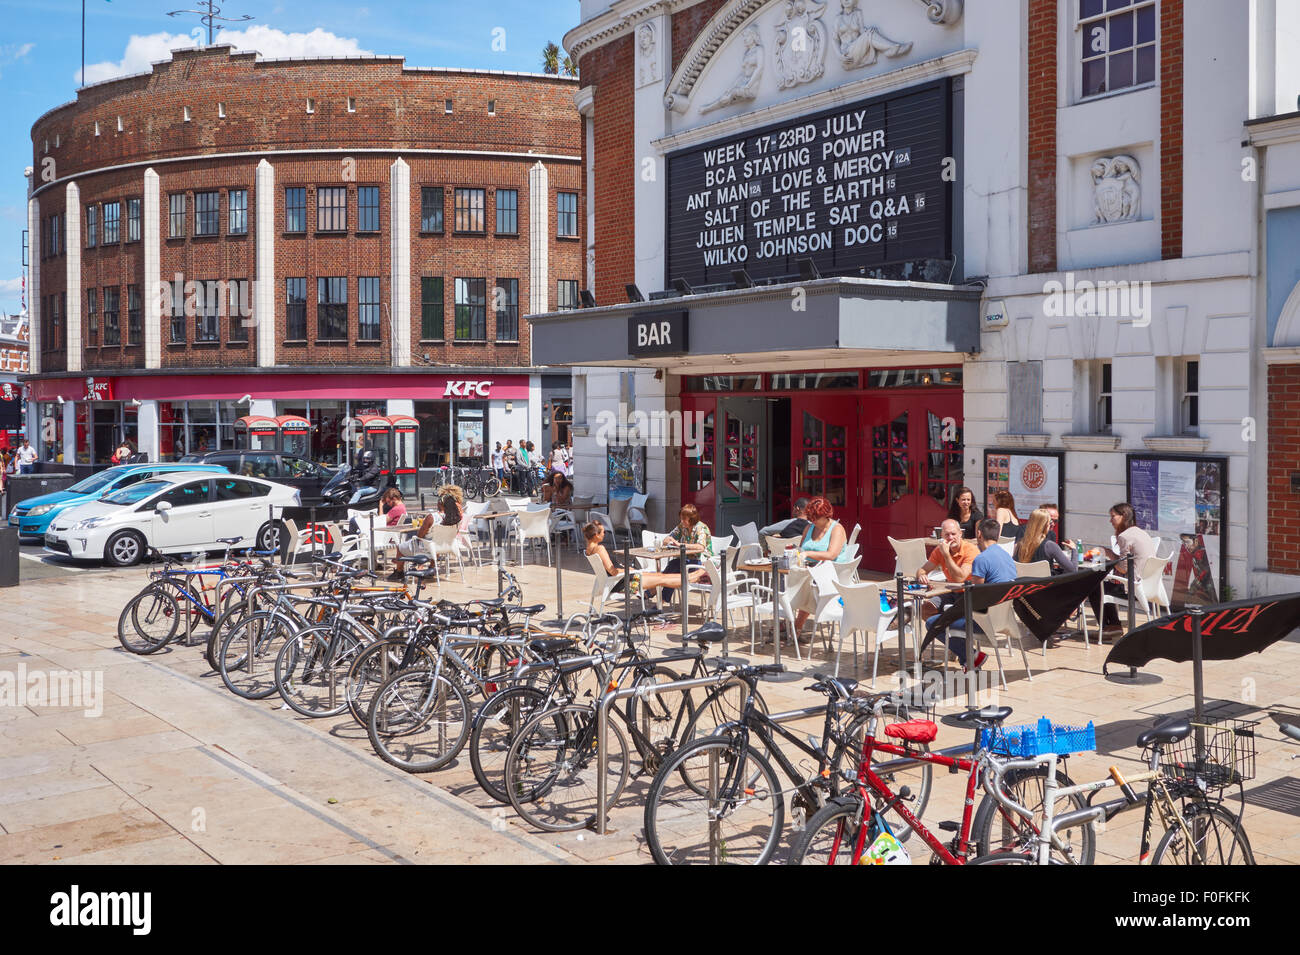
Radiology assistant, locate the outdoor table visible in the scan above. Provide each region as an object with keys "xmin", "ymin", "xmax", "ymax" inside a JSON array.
[
  {"xmin": 737, "ymin": 560, "xmax": 802, "ymax": 668},
  {"xmin": 479, "ymin": 508, "xmax": 521, "ymax": 562},
  {"xmin": 630, "ymin": 544, "xmax": 702, "ymax": 637}
]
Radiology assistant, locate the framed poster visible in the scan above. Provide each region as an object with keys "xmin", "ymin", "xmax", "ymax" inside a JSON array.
[
  {"xmin": 607, "ymin": 444, "xmax": 647, "ymax": 497},
  {"xmin": 984, "ymin": 449, "xmax": 1066, "ymax": 536},
  {"xmin": 1126, "ymin": 454, "xmax": 1228, "ymax": 610}
]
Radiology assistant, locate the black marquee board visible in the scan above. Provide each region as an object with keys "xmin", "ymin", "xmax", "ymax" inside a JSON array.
[{"xmin": 666, "ymin": 79, "xmax": 952, "ymax": 288}]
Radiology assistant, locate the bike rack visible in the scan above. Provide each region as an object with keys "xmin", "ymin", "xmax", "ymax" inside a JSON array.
[{"xmin": 594, "ymin": 670, "xmax": 742, "ymax": 836}]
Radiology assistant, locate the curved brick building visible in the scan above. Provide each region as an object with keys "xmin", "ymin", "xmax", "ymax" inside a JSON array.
[{"xmin": 24, "ymin": 45, "xmax": 583, "ymax": 471}]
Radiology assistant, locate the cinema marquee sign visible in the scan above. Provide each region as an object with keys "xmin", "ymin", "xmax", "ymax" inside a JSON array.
[{"xmin": 666, "ymin": 79, "xmax": 952, "ymax": 287}]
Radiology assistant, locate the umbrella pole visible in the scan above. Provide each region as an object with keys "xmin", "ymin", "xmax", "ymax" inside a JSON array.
[
  {"xmin": 1189, "ymin": 605, "xmax": 1206, "ymax": 763},
  {"xmin": 963, "ymin": 580, "xmax": 976, "ymax": 709},
  {"xmin": 1126, "ymin": 558, "xmax": 1138, "ymax": 679}
]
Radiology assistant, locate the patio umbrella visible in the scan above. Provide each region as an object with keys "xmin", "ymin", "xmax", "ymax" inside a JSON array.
[{"xmin": 925, "ymin": 566, "xmax": 1109, "ymax": 644}]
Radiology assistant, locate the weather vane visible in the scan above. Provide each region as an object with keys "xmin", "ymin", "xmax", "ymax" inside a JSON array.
[{"xmin": 167, "ymin": 0, "xmax": 253, "ymax": 46}]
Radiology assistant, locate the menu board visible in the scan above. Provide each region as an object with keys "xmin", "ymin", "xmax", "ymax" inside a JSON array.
[
  {"xmin": 666, "ymin": 80, "xmax": 952, "ymax": 287},
  {"xmin": 985, "ymin": 450, "xmax": 1064, "ymax": 524},
  {"xmin": 1127, "ymin": 455, "xmax": 1227, "ymax": 610},
  {"xmin": 607, "ymin": 444, "xmax": 647, "ymax": 497}
]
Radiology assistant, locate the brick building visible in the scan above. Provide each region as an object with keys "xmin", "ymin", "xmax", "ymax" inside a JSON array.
[
  {"xmin": 24, "ymin": 45, "xmax": 583, "ymax": 474},
  {"xmin": 526, "ymin": 0, "xmax": 1300, "ymax": 599},
  {"xmin": 0, "ymin": 314, "xmax": 29, "ymax": 438}
]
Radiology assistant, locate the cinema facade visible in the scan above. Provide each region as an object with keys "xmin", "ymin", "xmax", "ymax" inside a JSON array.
[{"xmin": 530, "ymin": 0, "xmax": 1300, "ymax": 598}]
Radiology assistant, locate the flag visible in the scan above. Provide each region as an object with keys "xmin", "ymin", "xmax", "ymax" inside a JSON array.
[
  {"xmin": 1103, "ymin": 593, "xmax": 1300, "ymax": 673},
  {"xmin": 925, "ymin": 565, "xmax": 1110, "ymax": 645}
]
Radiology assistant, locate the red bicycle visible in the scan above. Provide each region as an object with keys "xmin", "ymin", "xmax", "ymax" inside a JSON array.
[{"xmin": 789, "ymin": 698, "xmax": 1095, "ymax": 865}]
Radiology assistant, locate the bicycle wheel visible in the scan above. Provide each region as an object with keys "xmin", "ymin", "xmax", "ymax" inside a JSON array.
[
  {"xmin": 346, "ymin": 637, "xmax": 437, "ymax": 726},
  {"xmin": 367, "ymin": 670, "xmax": 471, "ymax": 773},
  {"xmin": 218, "ymin": 612, "xmax": 299, "ymax": 700},
  {"xmin": 831, "ymin": 713, "xmax": 932, "ymax": 842},
  {"xmin": 505, "ymin": 704, "xmax": 629, "ymax": 832},
  {"xmin": 972, "ymin": 765, "xmax": 1096, "ymax": 864},
  {"xmin": 966, "ymin": 851, "xmax": 1052, "ymax": 865},
  {"xmin": 206, "ymin": 598, "xmax": 250, "ymax": 671},
  {"xmin": 117, "ymin": 583, "xmax": 181, "ymax": 654},
  {"xmin": 788, "ymin": 797, "xmax": 869, "ymax": 865},
  {"xmin": 469, "ymin": 685, "xmax": 549, "ymax": 803},
  {"xmin": 678, "ymin": 679, "xmax": 768, "ymax": 742},
  {"xmin": 276, "ymin": 627, "xmax": 366, "ymax": 718},
  {"xmin": 481, "ymin": 476, "xmax": 501, "ymax": 498},
  {"xmin": 643, "ymin": 736, "xmax": 784, "ymax": 865},
  {"xmin": 1152, "ymin": 803, "xmax": 1255, "ymax": 865},
  {"xmin": 624, "ymin": 666, "xmax": 698, "ymax": 772}
]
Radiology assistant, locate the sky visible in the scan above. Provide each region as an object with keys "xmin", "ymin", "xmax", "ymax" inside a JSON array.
[{"xmin": 0, "ymin": 0, "xmax": 583, "ymax": 317}]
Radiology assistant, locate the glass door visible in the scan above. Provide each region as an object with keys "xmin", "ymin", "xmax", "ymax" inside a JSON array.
[
  {"xmin": 792, "ymin": 395, "xmax": 858, "ymax": 540},
  {"xmin": 715, "ymin": 397, "xmax": 767, "ymax": 538}
]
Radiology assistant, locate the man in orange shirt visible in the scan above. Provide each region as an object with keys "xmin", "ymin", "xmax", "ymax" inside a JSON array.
[{"xmin": 915, "ymin": 518, "xmax": 979, "ymax": 613}]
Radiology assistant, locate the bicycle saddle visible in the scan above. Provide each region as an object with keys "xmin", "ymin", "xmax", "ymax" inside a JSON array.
[
  {"xmin": 476, "ymin": 597, "xmax": 505, "ymax": 607},
  {"xmin": 884, "ymin": 719, "xmax": 938, "ymax": 744},
  {"xmin": 809, "ymin": 672, "xmax": 858, "ymax": 698},
  {"xmin": 217, "ymin": 537, "xmax": 243, "ymax": 545},
  {"xmin": 406, "ymin": 569, "xmax": 438, "ymax": 580},
  {"xmin": 528, "ymin": 637, "xmax": 574, "ymax": 657},
  {"xmin": 689, "ymin": 622, "xmax": 726, "ymax": 644},
  {"xmin": 953, "ymin": 705, "xmax": 1013, "ymax": 726},
  {"xmin": 513, "ymin": 604, "xmax": 546, "ymax": 615},
  {"xmin": 1135, "ymin": 718, "xmax": 1191, "ymax": 748}
]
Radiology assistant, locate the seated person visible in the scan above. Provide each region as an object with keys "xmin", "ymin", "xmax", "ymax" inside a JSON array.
[
  {"xmin": 925, "ymin": 518, "xmax": 1018, "ymax": 670},
  {"xmin": 759, "ymin": 497, "xmax": 810, "ymax": 542},
  {"xmin": 1088, "ymin": 502, "xmax": 1155, "ymax": 636},
  {"xmin": 392, "ymin": 494, "xmax": 459, "ymax": 579},
  {"xmin": 584, "ymin": 522, "xmax": 692, "ymax": 600},
  {"xmin": 379, "ymin": 487, "xmax": 407, "ymax": 527},
  {"xmin": 1015, "ymin": 508, "xmax": 1076, "ymax": 574},
  {"xmin": 915, "ymin": 518, "xmax": 980, "ymax": 615},
  {"xmin": 647, "ymin": 505, "xmax": 711, "ymax": 619},
  {"xmin": 541, "ymin": 472, "xmax": 574, "ymax": 506}
]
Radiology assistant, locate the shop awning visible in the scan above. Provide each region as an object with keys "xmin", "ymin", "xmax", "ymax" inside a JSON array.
[{"xmin": 528, "ymin": 276, "xmax": 982, "ymax": 373}]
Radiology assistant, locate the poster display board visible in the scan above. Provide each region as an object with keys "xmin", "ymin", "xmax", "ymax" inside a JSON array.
[
  {"xmin": 607, "ymin": 444, "xmax": 647, "ymax": 497},
  {"xmin": 1127, "ymin": 455, "xmax": 1227, "ymax": 610},
  {"xmin": 984, "ymin": 450, "xmax": 1065, "ymax": 534}
]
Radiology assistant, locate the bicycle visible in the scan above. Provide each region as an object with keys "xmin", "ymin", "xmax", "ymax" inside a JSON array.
[{"xmin": 972, "ymin": 715, "xmax": 1257, "ymax": 866}]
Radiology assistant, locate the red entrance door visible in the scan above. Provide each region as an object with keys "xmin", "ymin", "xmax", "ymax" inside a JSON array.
[
  {"xmin": 793, "ymin": 396, "xmax": 859, "ymax": 534},
  {"xmin": 859, "ymin": 392, "xmax": 964, "ymax": 573}
]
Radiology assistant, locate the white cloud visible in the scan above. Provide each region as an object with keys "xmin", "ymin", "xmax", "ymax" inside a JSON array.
[
  {"xmin": 79, "ymin": 27, "xmax": 371, "ymax": 84},
  {"xmin": 0, "ymin": 277, "xmax": 24, "ymax": 296}
]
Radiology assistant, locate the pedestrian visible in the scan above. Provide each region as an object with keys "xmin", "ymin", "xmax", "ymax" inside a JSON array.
[
  {"xmin": 15, "ymin": 438, "xmax": 38, "ymax": 475},
  {"xmin": 491, "ymin": 441, "xmax": 506, "ymax": 483}
]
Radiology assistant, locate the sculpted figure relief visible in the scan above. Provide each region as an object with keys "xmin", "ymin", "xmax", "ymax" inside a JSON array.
[
  {"xmin": 701, "ymin": 24, "xmax": 764, "ymax": 113},
  {"xmin": 636, "ymin": 22, "xmax": 660, "ymax": 87},
  {"xmin": 1091, "ymin": 155, "xmax": 1141, "ymax": 224},
  {"xmin": 833, "ymin": 0, "xmax": 912, "ymax": 69},
  {"xmin": 774, "ymin": 0, "xmax": 828, "ymax": 90}
]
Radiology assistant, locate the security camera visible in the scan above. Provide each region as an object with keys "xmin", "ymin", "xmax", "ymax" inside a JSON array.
[
  {"xmin": 130, "ymin": 398, "xmax": 142, "ymax": 407},
  {"xmin": 56, "ymin": 395, "xmax": 64, "ymax": 405},
  {"xmin": 239, "ymin": 394, "xmax": 252, "ymax": 404}
]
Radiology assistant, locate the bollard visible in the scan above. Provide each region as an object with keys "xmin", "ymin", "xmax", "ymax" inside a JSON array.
[
  {"xmin": 770, "ymin": 555, "xmax": 782, "ymax": 667},
  {"xmin": 963, "ymin": 579, "xmax": 976, "ymax": 708},
  {"xmin": 368, "ymin": 513, "xmax": 376, "ymax": 574},
  {"xmin": 896, "ymin": 572, "xmax": 911, "ymax": 687},
  {"xmin": 720, "ymin": 546, "xmax": 729, "ymax": 660},
  {"xmin": 679, "ymin": 543, "xmax": 688, "ymax": 643},
  {"xmin": 1126, "ymin": 556, "xmax": 1137, "ymax": 679},
  {"xmin": 1189, "ymin": 605, "xmax": 1206, "ymax": 762}
]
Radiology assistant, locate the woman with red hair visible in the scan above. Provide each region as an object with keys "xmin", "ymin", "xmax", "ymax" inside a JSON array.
[{"xmin": 792, "ymin": 496, "xmax": 851, "ymax": 636}]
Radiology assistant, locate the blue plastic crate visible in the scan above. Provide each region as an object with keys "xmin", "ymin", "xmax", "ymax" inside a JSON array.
[{"xmin": 980, "ymin": 717, "xmax": 1096, "ymax": 757}]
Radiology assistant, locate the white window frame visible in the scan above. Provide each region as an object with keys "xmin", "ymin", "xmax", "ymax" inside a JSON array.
[
  {"xmin": 1179, "ymin": 357, "xmax": 1199, "ymax": 435},
  {"xmin": 1074, "ymin": 0, "xmax": 1158, "ymax": 103}
]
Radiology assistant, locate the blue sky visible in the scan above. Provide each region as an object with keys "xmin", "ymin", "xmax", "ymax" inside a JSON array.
[{"xmin": 0, "ymin": 0, "xmax": 582, "ymax": 317}]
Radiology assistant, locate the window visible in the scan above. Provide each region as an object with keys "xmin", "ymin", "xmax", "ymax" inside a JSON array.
[
  {"xmin": 286, "ymin": 278, "xmax": 307, "ymax": 340},
  {"xmin": 183, "ymin": 106, "xmax": 192, "ymax": 122},
  {"xmin": 116, "ymin": 116, "xmax": 123, "ymax": 132},
  {"xmin": 228, "ymin": 280, "xmax": 250, "ymax": 343},
  {"xmin": 454, "ymin": 188, "xmax": 485, "ymax": 233},
  {"xmin": 216, "ymin": 477, "xmax": 269, "ymax": 500},
  {"xmin": 103, "ymin": 287, "xmax": 120, "ymax": 346},
  {"xmin": 1007, "ymin": 361, "xmax": 1043, "ymax": 433},
  {"xmin": 228, "ymin": 190, "xmax": 247, "ymax": 235},
  {"xmin": 126, "ymin": 198, "xmax": 141, "ymax": 242},
  {"xmin": 454, "ymin": 277, "xmax": 486, "ymax": 340},
  {"xmin": 155, "ymin": 481, "xmax": 211, "ymax": 511},
  {"xmin": 305, "ymin": 98, "xmax": 315, "ymax": 114},
  {"xmin": 347, "ymin": 97, "xmax": 356, "ymax": 112},
  {"xmin": 495, "ymin": 189, "xmax": 518, "ymax": 234},
  {"xmin": 1092, "ymin": 360, "xmax": 1113, "ymax": 433},
  {"xmin": 169, "ymin": 194, "xmax": 186, "ymax": 238},
  {"xmin": 85, "ymin": 204, "xmax": 98, "ymax": 247},
  {"xmin": 170, "ymin": 280, "xmax": 186, "ymax": 343},
  {"xmin": 196, "ymin": 280, "xmax": 220, "ymax": 342},
  {"xmin": 195, "ymin": 191, "xmax": 219, "ymax": 236},
  {"xmin": 1079, "ymin": 0, "xmax": 1156, "ymax": 98},
  {"xmin": 420, "ymin": 187, "xmax": 444, "ymax": 233},
  {"xmin": 102, "ymin": 201, "xmax": 120, "ymax": 243},
  {"xmin": 358, "ymin": 277, "xmax": 381, "ymax": 341},
  {"xmin": 53, "ymin": 294, "xmax": 63, "ymax": 350},
  {"xmin": 488, "ymin": 100, "xmax": 496, "ymax": 115},
  {"xmin": 444, "ymin": 99, "xmax": 453, "ymax": 114},
  {"xmin": 317, "ymin": 186, "xmax": 347, "ymax": 232},
  {"xmin": 1180, "ymin": 359, "xmax": 1199, "ymax": 434},
  {"xmin": 86, "ymin": 288, "xmax": 98, "ymax": 346},
  {"xmin": 495, "ymin": 278, "xmax": 518, "ymax": 341},
  {"xmin": 557, "ymin": 279, "xmax": 579, "ymax": 311},
  {"xmin": 94, "ymin": 121, "xmax": 100, "ymax": 136},
  {"xmin": 557, "ymin": 191, "xmax": 578, "ymax": 237},
  {"xmin": 45, "ymin": 214, "xmax": 62, "ymax": 257},
  {"xmin": 218, "ymin": 102, "xmax": 226, "ymax": 118},
  {"xmin": 127, "ymin": 285, "xmax": 142, "ymax": 344},
  {"xmin": 420, "ymin": 276, "xmax": 443, "ymax": 340},
  {"xmin": 317, "ymin": 277, "xmax": 348, "ymax": 341},
  {"xmin": 357, "ymin": 186, "xmax": 380, "ymax": 232},
  {"xmin": 285, "ymin": 187, "xmax": 306, "ymax": 233}
]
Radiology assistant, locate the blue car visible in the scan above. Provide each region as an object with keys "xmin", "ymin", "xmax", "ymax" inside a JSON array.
[{"xmin": 8, "ymin": 463, "xmax": 228, "ymax": 539}]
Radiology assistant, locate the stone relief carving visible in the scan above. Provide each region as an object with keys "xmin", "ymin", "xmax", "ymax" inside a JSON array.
[
  {"xmin": 636, "ymin": 21, "xmax": 660, "ymax": 88},
  {"xmin": 773, "ymin": 0, "xmax": 828, "ymax": 90},
  {"xmin": 1090, "ymin": 155, "xmax": 1141, "ymax": 224},
  {"xmin": 700, "ymin": 24, "xmax": 764, "ymax": 113},
  {"xmin": 832, "ymin": 0, "xmax": 912, "ymax": 70},
  {"xmin": 913, "ymin": 0, "xmax": 963, "ymax": 24}
]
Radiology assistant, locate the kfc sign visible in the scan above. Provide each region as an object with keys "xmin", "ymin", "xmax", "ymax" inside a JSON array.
[
  {"xmin": 443, "ymin": 380, "xmax": 492, "ymax": 398},
  {"xmin": 85, "ymin": 377, "xmax": 113, "ymax": 401},
  {"xmin": 0, "ymin": 383, "xmax": 16, "ymax": 401}
]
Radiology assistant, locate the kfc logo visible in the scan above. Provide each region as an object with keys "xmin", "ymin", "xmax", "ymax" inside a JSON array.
[
  {"xmin": 443, "ymin": 380, "xmax": 492, "ymax": 397},
  {"xmin": 1021, "ymin": 461, "xmax": 1046, "ymax": 491},
  {"xmin": 0, "ymin": 383, "xmax": 14, "ymax": 401},
  {"xmin": 85, "ymin": 377, "xmax": 113, "ymax": 401}
]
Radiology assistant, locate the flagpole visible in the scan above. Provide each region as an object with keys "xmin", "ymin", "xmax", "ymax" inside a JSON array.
[{"xmin": 81, "ymin": 0, "xmax": 85, "ymax": 88}]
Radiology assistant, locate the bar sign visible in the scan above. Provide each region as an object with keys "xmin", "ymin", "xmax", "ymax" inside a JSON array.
[{"xmin": 628, "ymin": 310, "xmax": 688, "ymax": 357}]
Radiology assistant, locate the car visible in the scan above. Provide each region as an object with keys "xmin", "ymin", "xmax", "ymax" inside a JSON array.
[
  {"xmin": 43, "ymin": 471, "xmax": 301, "ymax": 566},
  {"xmin": 7, "ymin": 463, "xmax": 229, "ymax": 539},
  {"xmin": 178, "ymin": 451, "xmax": 334, "ymax": 504}
]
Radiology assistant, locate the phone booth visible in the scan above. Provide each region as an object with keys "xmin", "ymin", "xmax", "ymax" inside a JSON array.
[
  {"xmin": 388, "ymin": 414, "xmax": 420, "ymax": 497},
  {"xmin": 349, "ymin": 414, "xmax": 393, "ymax": 486},
  {"xmin": 234, "ymin": 415, "xmax": 280, "ymax": 451},
  {"xmin": 276, "ymin": 415, "xmax": 312, "ymax": 458}
]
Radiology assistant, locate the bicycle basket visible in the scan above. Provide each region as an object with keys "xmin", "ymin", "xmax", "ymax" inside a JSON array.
[
  {"xmin": 1151, "ymin": 717, "xmax": 1257, "ymax": 790},
  {"xmin": 980, "ymin": 717, "xmax": 1096, "ymax": 758}
]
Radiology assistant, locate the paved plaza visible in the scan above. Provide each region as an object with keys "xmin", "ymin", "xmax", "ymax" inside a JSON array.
[{"xmin": 1, "ymin": 548, "xmax": 1296, "ymax": 865}]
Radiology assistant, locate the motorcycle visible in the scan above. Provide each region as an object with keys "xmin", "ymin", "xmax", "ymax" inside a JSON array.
[{"xmin": 320, "ymin": 463, "xmax": 382, "ymax": 509}]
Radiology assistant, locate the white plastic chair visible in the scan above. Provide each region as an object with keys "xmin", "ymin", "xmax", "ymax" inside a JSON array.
[
  {"xmin": 764, "ymin": 534, "xmax": 792, "ymax": 558},
  {"xmin": 888, "ymin": 536, "xmax": 930, "ymax": 580},
  {"xmin": 550, "ymin": 507, "xmax": 580, "ymax": 551},
  {"xmin": 626, "ymin": 493, "xmax": 649, "ymax": 538},
  {"xmin": 426, "ymin": 522, "xmax": 465, "ymax": 583},
  {"xmin": 1014, "ymin": 560, "xmax": 1051, "ymax": 578},
  {"xmin": 832, "ymin": 556, "xmax": 861, "ymax": 585},
  {"xmin": 948, "ymin": 599, "xmax": 1034, "ymax": 689},
  {"xmin": 832, "ymin": 580, "xmax": 899, "ymax": 683},
  {"xmin": 607, "ymin": 495, "xmax": 631, "ymax": 537},
  {"xmin": 515, "ymin": 506, "xmax": 553, "ymax": 566},
  {"xmin": 847, "ymin": 523, "xmax": 861, "ymax": 550},
  {"xmin": 584, "ymin": 551, "xmax": 644, "ymax": 616},
  {"xmin": 733, "ymin": 522, "xmax": 760, "ymax": 547}
]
